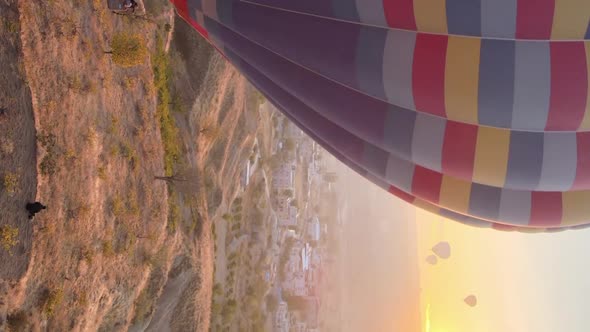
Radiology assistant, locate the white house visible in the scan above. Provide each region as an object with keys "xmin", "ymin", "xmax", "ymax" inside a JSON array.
[
  {"xmin": 274, "ymin": 301, "xmax": 290, "ymax": 332},
  {"xmin": 307, "ymin": 217, "xmax": 321, "ymax": 242},
  {"xmin": 279, "ymin": 205, "xmax": 298, "ymax": 227},
  {"xmin": 273, "ymin": 163, "xmax": 295, "ymax": 190},
  {"xmin": 283, "ymin": 271, "xmax": 308, "ymax": 296}
]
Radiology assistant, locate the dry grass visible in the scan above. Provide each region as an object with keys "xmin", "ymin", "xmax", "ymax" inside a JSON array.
[
  {"xmin": 0, "ymin": 0, "xmax": 172, "ymax": 330},
  {"xmin": 2, "ymin": 172, "xmax": 18, "ymax": 195},
  {"xmin": 0, "ymin": 1, "xmax": 262, "ymax": 331},
  {"xmin": 0, "ymin": 225, "xmax": 19, "ymax": 252},
  {"xmin": 153, "ymin": 36, "xmax": 180, "ymax": 176},
  {"xmin": 109, "ymin": 33, "xmax": 148, "ymax": 68},
  {"xmin": 42, "ymin": 287, "xmax": 64, "ymax": 317}
]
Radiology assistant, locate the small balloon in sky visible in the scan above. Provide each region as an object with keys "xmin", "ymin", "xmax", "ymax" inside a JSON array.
[
  {"xmin": 464, "ymin": 295, "xmax": 477, "ymax": 307},
  {"xmin": 425, "ymin": 255, "xmax": 438, "ymax": 265},
  {"xmin": 431, "ymin": 241, "xmax": 451, "ymax": 259}
]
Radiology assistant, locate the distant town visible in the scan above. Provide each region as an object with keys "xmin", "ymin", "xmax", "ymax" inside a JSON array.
[
  {"xmin": 210, "ymin": 104, "xmax": 341, "ymax": 332},
  {"xmin": 267, "ymin": 125, "xmax": 326, "ymax": 332}
]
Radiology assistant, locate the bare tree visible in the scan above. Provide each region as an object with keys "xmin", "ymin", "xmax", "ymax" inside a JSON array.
[
  {"xmin": 154, "ymin": 166, "xmax": 200, "ymax": 195},
  {"xmin": 199, "ymin": 118, "xmax": 221, "ymax": 141}
]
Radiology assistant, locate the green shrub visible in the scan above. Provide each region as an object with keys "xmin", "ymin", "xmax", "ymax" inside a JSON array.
[
  {"xmin": 0, "ymin": 225, "xmax": 18, "ymax": 252},
  {"xmin": 2, "ymin": 172, "xmax": 18, "ymax": 195},
  {"xmin": 102, "ymin": 240, "xmax": 114, "ymax": 257},
  {"xmin": 111, "ymin": 195, "xmax": 125, "ymax": 217},
  {"xmin": 152, "ymin": 37, "xmax": 180, "ymax": 175},
  {"xmin": 168, "ymin": 199, "xmax": 180, "ymax": 233},
  {"xmin": 43, "ymin": 288, "xmax": 64, "ymax": 317},
  {"xmin": 213, "ymin": 283, "xmax": 223, "ymax": 296},
  {"xmin": 109, "ymin": 33, "xmax": 148, "ymax": 67},
  {"xmin": 97, "ymin": 166, "xmax": 107, "ymax": 180},
  {"xmin": 40, "ymin": 154, "xmax": 58, "ymax": 176}
]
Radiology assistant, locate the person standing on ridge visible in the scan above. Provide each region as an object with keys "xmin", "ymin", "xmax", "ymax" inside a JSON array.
[{"xmin": 25, "ymin": 202, "xmax": 46, "ymax": 220}]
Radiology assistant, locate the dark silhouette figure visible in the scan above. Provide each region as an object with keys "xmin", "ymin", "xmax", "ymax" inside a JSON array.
[{"xmin": 26, "ymin": 202, "xmax": 46, "ymax": 219}]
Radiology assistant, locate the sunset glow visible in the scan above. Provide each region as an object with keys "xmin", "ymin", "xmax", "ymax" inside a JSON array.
[{"xmin": 424, "ymin": 304, "xmax": 431, "ymax": 332}]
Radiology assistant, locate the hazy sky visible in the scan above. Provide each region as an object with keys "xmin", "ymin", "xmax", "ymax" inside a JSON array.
[
  {"xmin": 328, "ymin": 154, "xmax": 590, "ymax": 332},
  {"xmin": 417, "ymin": 209, "xmax": 590, "ymax": 332},
  {"xmin": 328, "ymin": 156, "xmax": 421, "ymax": 332}
]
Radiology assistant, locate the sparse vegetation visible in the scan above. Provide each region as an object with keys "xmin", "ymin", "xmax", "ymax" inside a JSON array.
[
  {"xmin": 97, "ymin": 165, "xmax": 107, "ymax": 180},
  {"xmin": 3, "ymin": 18, "xmax": 19, "ymax": 34},
  {"xmin": 168, "ymin": 197, "xmax": 180, "ymax": 233},
  {"xmin": 111, "ymin": 195, "xmax": 125, "ymax": 217},
  {"xmin": 213, "ymin": 283, "xmax": 223, "ymax": 297},
  {"xmin": 38, "ymin": 132, "xmax": 59, "ymax": 176},
  {"xmin": 107, "ymin": 33, "xmax": 148, "ymax": 68},
  {"xmin": 40, "ymin": 153, "xmax": 58, "ymax": 176},
  {"xmin": 199, "ymin": 121, "xmax": 221, "ymax": 141},
  {"xmin": 0, "ymin": 3, "xmax": 268, "ymax": 329},
  {"xmin": 283, "ymin": 138, "xmax": 295, "ymax": 151},
  {"xmin": 0, "ymin": 137, "xmax": 14, "ymax": 155},
  {"xmin": 0, "ymin": 225, "xmax": 18, "ymax": 252},
  {"xmin": 120, "ymin": 141, "xmax": 138, "ymax": 171},
  {"xmin": 102, "ymin": 240, "xmax": 114, "ymax": 257},
  {"xmin": 81, "ymin": 247, "xmax": 94, "ymax": 264},
  {"xmin": 123, "ymin": 76, "xmax": 138, "ymax": 89},
  {"xmin": 153, "ymin": 36, "xmax": 180, "ymax": 175},
  {"xmin": 42, "ymin": 287, "xmax": 64, "ymax": 317},
  {"xmin": 76, "ymin": 291, "xmax": 89, "ymax": 307},
  {"xmin": 3, "ymin": 171, "xmax": 18, "ymax": 195},
  {"xmin": 7, "ymin": 310, "xmax": 27, "ymax": 331},
  {"xmin": 154, "ymin": 166, "xmax": 200, "ymax": 195}
]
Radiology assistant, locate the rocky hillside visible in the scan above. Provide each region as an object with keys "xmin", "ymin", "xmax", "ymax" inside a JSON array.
[{"xmin": 0, "ymin": 1, "xmax": 264, "ymax": 331}]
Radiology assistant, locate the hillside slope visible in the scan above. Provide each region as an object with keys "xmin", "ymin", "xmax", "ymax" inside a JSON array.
[{"xmin": 0, "ymin": 1, "xmax": 263, "ymax": 331}]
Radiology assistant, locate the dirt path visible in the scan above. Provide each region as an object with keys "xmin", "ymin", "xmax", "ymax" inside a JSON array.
[
  {"xmin": 214, "ymin": 213, "xmax": 228, "ymax": 283},
  {"xmin": 145, "ymin": 268, "xmax": 192, "ymax": 332},
  {"xmin": 0, "ymin": 0, "xmax": 36, "ymax": 281}
]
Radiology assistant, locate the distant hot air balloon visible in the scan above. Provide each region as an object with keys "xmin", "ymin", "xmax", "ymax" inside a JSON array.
[
  {"xmin": 425, "ymin": 255, "xmax": 438, "ymax": 265},
  {"xmin": 171, "ymin": 0, "xmax": 590, "ymax": 232},
  {"xmin": 464, "ymin": 295, "xmax": 477, "ymax": 307},
  {"xmin": 431, "ymin": 242, "xmax": 451, "ymax": 259}
]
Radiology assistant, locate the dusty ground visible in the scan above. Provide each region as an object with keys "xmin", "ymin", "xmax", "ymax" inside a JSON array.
[
  {"xmin": 167, "ymin": 16, "xmax": 266, "ymax": 332},
  {"xmin": 208, "ymin": 99, "xmax": 277, "ymax": 331},
  {"xmin": 0, "ymin": 0, "xmax": 171, "ymax": 330},
  {"xmin": 0, "ymin": 0, "xmax": 37, "ymax": 284},
  {"xmin": 0, "ymin": 0, "xmax": 263, "ymax": 331}
]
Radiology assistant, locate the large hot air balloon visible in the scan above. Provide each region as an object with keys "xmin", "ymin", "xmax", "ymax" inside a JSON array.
[
  {"xmin": 170, "ymin": 0, "xmax": 590, "ymax": 232},
  {"xmin": 464, "ymin": 295, "xmax": 477, "ymax": 307},
  {"xmin": 431, "ymin": 242, "xmax": 451, "ymax": 259}
]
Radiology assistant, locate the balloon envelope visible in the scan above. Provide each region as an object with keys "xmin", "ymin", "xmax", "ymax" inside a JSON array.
[
  {"xmin": 425, "ymin": 255, "xmax": 438, "ymax": 265},
  {"xmin": 432, "ymin": 242, "xmax": 451, "ymax": 259},
  {"xmin": 171, "ymin": 0, "xmax": 590, "ymax": 232},
  {"xmin": 464, "ymin": 295, "xmax": 477, "ymax": 307}
]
